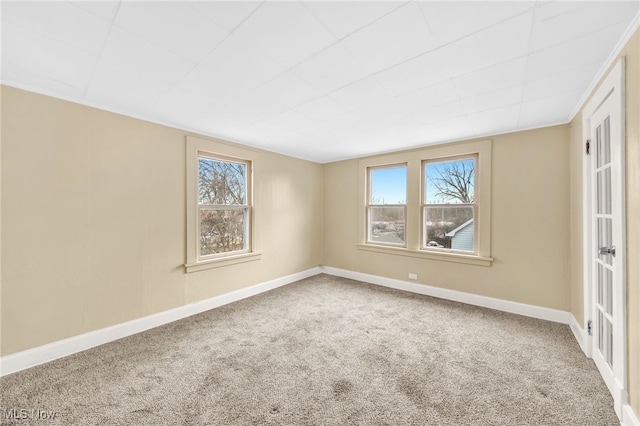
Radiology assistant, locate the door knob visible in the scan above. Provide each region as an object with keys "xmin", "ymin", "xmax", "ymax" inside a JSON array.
[{"xmin": 599, "ymin": 245, "xmax": 616, "ymax": 256}]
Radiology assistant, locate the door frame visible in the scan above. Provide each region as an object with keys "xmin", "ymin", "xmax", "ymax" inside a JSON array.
[{"xmin": 581, "ymin": 57, "xmax": 627, "ymax": 418}]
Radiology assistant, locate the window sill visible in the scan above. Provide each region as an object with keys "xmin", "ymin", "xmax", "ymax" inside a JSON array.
[
  {"xmin": 356, "ymin": 244, "xmax": 492, "ymax": 267},
  {"xmin": 184, "ymin": 252, "xmax": 262, "ymax": 273}
]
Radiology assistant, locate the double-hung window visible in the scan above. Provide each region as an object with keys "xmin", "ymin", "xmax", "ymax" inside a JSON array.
[
  {"xmin": 422, "ymin": 156, "xmax": 477, "ymax": 253},
  {"xmin": 197, "ymin": 153, "xmax": 251, "ymax": 259},
  {"xmin": 358, "ymin": 139, "xmax": 491, "ymax": 266},
  {"xmin": 367, "ymin": 164, "xmax": 407, "ymax": 246},
  {"xmin": 185, "ymin": 136, "xmax": 260, "ymax": 273}
]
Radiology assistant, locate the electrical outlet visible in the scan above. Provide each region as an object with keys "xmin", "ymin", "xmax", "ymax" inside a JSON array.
[{"xmin": 408, "ymin": 273, "xmax": 418, "ymax": 280}]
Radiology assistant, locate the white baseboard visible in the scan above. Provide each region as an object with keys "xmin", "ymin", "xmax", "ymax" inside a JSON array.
[
  {"xmin": 568, "ymin": 313, "xmax": 587, "ymax": 354},
  {"xmin": 0, "ymin": 267, "xmax": 322, "ymax": 377},
  {"xmin": 623, "ymin": 403, "xmax": 640, "ymax": 426},
  {"xmin": 320, "ymin": 266, "xmax": 573, "ymax": 325}
]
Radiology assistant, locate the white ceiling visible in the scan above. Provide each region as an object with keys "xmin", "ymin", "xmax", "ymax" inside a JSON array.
[{"xmin": 2, "ymin": 1, "xmax": 639, "ymax": 163}]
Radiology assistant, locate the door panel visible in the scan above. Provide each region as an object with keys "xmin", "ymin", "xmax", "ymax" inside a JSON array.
[
  {"xmin": 582, "ymin": 58, "xmax": 625, "ymax": 419},
  {"xmin": 592, "ymin": 115, "xmax": 615, "ymax": 372}
]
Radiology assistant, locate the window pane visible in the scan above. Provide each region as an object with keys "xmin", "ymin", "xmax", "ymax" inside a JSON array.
[
  {"xmin": 199, "ymin": 157, "xmax": 246, "ymax": 205},
  {"xmin": 369, "ymin": 206, "xmax": 405, "ymax": 245},
  {"xmin": 425, "ymin": 158, "xmax": 475, "ymax": 204},
  {"xmin": 370, "ymin": 166, "xmax": 406, "ymax": 204},
  {"xmin": 424, "ymin": 206, "xmax": 474, "ymax": 251},
  {"xmin": 596, "ymin": 167, "xmax": 612, "ymax": 214},
  {"xmin": 597, "ymin": 217, "xmax": 613, "ymax": 266},
  {"xmin": 200, "ymin": 209, "xmax": 247, "ymax": 255}
]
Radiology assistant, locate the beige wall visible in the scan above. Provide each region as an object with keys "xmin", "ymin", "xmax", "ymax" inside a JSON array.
[
  {"xmin": 0, "ymin": 86, "xmax": 323, "ymax": 356},
  {"xmin": 569, "ymin": 28, "xmax": 640, "ymax": 419},
  {"xmin": 324, "ymin": 125, "xmax": 571, "ymax": 311}
]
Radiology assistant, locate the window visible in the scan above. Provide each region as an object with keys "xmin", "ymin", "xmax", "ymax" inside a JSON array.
[
  {"xmin": 198, "ymin": 153, "xmax": 251, "ymax": 258},
  {"xmin": 357, "ymin": 139, "xmax": 492, "ymax": 266},
  {"xmin": 423, "ymin": 156, "xmax": 476, "ymax": 253},
  {"xmin": 367, "ymin": 164, "xmax": 407, "ymax": 246},
  {"xmin": 185, "ymin": 136, "xmax": 260, "ymax": 273}
]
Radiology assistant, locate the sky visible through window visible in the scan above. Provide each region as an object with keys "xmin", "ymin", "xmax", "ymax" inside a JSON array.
[
  {"xmin": 370, "ymin": 159, "xmax": 474, "ymax": 205},
  {"xmin": 370, "ymin": 166, "xmax": 406, "ymax": 204}
]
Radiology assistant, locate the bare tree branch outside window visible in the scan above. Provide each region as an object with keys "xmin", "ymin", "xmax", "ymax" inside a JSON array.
[
  {"xmin": 424, "ymin": 158, "xmax": 475, "ymax": 250},
  {"xmin": 198, "ymin": 157, "xmax": 249, "ymax": 256},
  {"xmin": 428, "ymin": 160, "xmax": 474, "ymax": 204}
]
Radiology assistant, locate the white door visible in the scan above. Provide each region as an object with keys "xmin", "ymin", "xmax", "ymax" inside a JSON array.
[{"xmin": 583, "ymin": 58, "xmax": 626, "ymax": 418}]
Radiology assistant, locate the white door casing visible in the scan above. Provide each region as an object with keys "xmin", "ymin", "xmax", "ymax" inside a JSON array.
[{"xmin": 582, "ymin": 57, "xmax": 627, "ymax": 419}]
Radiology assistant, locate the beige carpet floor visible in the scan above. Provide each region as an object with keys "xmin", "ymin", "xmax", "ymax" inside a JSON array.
[{"xmin": 0, "ymin": 274, "xmax": 618, "ymax": 425}]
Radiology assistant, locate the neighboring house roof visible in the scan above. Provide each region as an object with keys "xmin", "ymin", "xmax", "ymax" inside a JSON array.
[{"xmin": 446, "ymin": 219, "xmax": 474, "ymax": 237}]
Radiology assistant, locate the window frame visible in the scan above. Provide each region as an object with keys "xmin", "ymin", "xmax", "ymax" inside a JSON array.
[
  {"xmin": 366, "ymin": 163, "xmax": 408, "ymax": 247},
  {"xmin": 421, "ymin": 154, "xmax": 478, "ymax": 254},
  {"xmin": 357, "ymin": 139, "xmax": 492, "ymax": 267},
  {"xmin": 197, "ymin": 152, "xmax": 252, "ymax": 261},
  {"xmin": 185, "ymin": 136, "xmax": 261, "ymax": 273}
]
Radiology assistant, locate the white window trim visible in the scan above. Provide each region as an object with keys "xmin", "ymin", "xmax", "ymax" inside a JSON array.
[
  {"xmin": 357, "ymin": 139, "xmax": 492, "ymax": 267},
  {"xmin": 185, "ymin": 136, "xmax": 261, "ymax": 273}
]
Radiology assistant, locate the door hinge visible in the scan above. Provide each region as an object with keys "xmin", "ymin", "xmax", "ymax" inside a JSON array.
[
  {"xmin": 587, "ymin": 320, "xmax": 593, "ymax": 336},
  {"xmin": 586, "ymin": 139, "xmax": 591, "ymax": 155}
]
